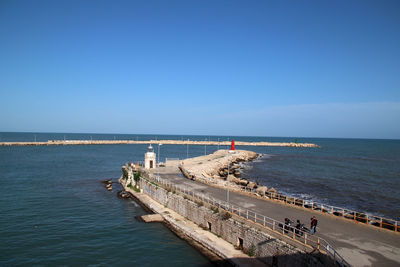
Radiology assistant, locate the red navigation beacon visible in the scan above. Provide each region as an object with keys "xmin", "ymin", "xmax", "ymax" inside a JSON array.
[{"xmin": 230, "ymin": 140, "xmax": 235, "ymax": 151}]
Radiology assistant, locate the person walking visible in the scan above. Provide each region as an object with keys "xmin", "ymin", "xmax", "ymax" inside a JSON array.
[{"xmin": 310, "ymin": 216, "xmax": 318, "ymax": 235}]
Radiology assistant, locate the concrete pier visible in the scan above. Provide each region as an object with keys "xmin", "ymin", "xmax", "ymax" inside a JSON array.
[{"xmin": 143, "ymin": 151, "xmax": 400, "ymax": 267}]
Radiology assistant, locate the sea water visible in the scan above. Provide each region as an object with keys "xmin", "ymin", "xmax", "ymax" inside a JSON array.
[
  {"xmin": 1, "ymin": 132, "xmax": 399, "ymax": 265},
  {"xmin": 0, "ymin": 138, "xmax": 213, "ymax": 266}
]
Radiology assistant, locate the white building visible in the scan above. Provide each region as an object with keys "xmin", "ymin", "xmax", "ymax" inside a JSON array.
[{"xmin": 144, "ymin": 144, "xmax": 156, "ymax": 169}]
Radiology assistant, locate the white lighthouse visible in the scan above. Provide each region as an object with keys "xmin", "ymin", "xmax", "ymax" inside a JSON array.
[{"xmin": 144, "ymin": 144, "xmax": 156, "ymax": 169}]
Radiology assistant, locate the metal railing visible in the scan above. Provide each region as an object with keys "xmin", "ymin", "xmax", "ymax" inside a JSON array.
[
  {"xmin": 139, "ymin": 173, "xmax": 350, "ymax": 267},
  {"xmin": 187, "ymin": 171, "xmax": 399, "ymax": 233}
]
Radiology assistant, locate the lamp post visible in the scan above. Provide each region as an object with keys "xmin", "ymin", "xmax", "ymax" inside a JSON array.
[
  {"xmin": 227, "ymin": 150, "xmax": 230, "ymax": 207},
  {"xmin": 158, "ymin": 143, "xmax": 162, "ymax": 166},
  {"xmin": 157, "ymin": 143, "xmax": 162, "ymax": 178},
  {"xmin": 187, "ymin": 139, "xmax": 189, "ymax": 159}
]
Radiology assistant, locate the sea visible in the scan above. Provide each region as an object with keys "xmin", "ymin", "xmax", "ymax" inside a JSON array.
[{"xmin": 1, "ymin": 132, "xmax": 399, "ymax": 266}]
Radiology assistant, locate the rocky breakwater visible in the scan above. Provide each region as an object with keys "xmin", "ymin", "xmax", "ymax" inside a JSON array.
[
  {"xmin": 180, "ymin": 150, "xmax": 280, "ymax": 198},
  {"xmin": 181, "ymin": 150, "xmax": 265, "ymax": 192}
]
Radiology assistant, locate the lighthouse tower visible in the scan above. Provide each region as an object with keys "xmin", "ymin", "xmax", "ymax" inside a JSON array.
[{"xmin": 144, "ymin": 144, "xmax": 156, "ymax": 169}]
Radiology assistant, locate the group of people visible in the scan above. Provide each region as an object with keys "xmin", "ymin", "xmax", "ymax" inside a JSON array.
[{"xmin": 283, "ymin": 216, "xmax": 318, "ymax": 235}]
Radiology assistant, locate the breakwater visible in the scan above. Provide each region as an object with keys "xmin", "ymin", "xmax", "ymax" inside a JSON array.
[
  {"xmin": 119, "ymin": 166, "xmax": 335, "ymax": 267},
  {"xmin": 177, "ymin": 150, "xmax": 399, "ymax": 233},
  {"xmin": 0, "ymin": 139, "xmax": 319, "ymax": 147},
  {"xmin": 158, "ymin": 150, "xmax": 400, "ymax": 266}
]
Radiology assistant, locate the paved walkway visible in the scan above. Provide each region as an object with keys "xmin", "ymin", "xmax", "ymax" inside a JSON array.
[{"xmin": 153, "ymin": 166, "xmax": 400, "ymax": 267}]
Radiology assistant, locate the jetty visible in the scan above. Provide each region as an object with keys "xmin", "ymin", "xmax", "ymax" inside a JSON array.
[
  {"xmin": 120, "ymin": 149, "xmax": 400, "ymax": 267},
  {"xmin": 0, "ymin": 139, "xmax": 319, "ymax": 147}
]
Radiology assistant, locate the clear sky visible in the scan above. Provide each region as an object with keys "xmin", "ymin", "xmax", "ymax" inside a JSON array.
[{"xmin": 0, "ymin": 0, "xmax": 399, "ymax": 139}]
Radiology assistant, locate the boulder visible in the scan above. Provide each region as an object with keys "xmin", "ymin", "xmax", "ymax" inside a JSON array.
[
  {"xmin": 231, "ymin": 164, "xmax": 239, "ymax": 170},
  {"xmin": 267, "ymin": 187, "xmax": 278, "ymax": 193},
  {"xmin": 118, "ymin": 190, "xmax": 132, "ymax": 199},
  {"xmin": 227, "ymin": 175, "xmax": 240, "ymax": 184},
  {"xmin": 101, "ymin": 179, "xmax": 112, "ymax": 184},
  {"xmin": 239, "ymin": 179, "xmax": 249, "ymax": 186},
  {"xmin": 256, "ymin": 186, "xmax": 268, "ymax": 195},
  {"xmin": 247, "ymin": 181, "xmax": 257, "ymax": 189}
]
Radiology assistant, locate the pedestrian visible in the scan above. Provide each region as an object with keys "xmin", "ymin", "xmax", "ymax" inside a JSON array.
[{"xmin": 310, "ymin": 216, "xmax": 318, "ymax": 235}]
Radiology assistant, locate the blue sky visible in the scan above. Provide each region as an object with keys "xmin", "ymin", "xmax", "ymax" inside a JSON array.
[{"xmin": 0, "ymin": 0, "xmax": 399, "ymax": 139}]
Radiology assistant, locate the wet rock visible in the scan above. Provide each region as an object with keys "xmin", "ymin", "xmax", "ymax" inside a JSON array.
[{"xmin": 118, "ymin": 190, "xmax": 133, "ymax": 199}]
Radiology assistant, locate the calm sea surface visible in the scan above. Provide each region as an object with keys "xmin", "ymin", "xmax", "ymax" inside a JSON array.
[{"xmin": 1, "ymin": 132, "xmax": 399, "ymax": 265}]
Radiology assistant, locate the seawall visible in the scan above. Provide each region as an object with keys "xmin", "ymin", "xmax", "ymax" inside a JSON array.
[{"xmin": 120, "ymin": 167, "xmax": 334, "ymax": 267}]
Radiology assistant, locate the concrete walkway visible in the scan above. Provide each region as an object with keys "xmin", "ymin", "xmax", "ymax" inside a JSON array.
[{"xmin": 154, "ymin": 166, "xmax": 400, "ymax": 267}]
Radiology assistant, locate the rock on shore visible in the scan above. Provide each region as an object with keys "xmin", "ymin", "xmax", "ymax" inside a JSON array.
[{"xmin": 181, "ymin": 149, "xmax": 259, "ymax": 189}]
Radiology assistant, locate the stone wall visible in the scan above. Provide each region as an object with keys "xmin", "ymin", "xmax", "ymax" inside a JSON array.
[{"xmin": 138, "ymin": 178, "xmax": 333, "ymax": 267}]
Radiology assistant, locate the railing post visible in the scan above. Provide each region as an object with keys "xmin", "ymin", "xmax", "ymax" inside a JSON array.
[
  {"xmin": 317, "ymin": 238, "xmax": 320, "ymax": 250},
  {"xmin": 304, "ymin": 233, "xmax": 307, "ymax": 245},
  {"xmin": 264, "ymin": 216, "xmax": 265, "ymax": 226},
  {"xmin": 380, "ymin": 218, "xmax": 383, "ymax": 228},
  {"xmin": 396, "ymin": 221, "xmax": 398, "ymax": 232},
  {"xmin": 246, "ymin": 210, "xmax": 249, "ymax": 219},
  {"xmin": 272, "ymin": 221, "xmax": 275, "ymax": 230},
  {"xmin": 312, "ymin": 202, "xmax": 314, "ymax": 210},
  {"xmin": 293, "ymin": 229, "xmax": 295, "ymax": 240},
  {"xmin": 255, "ymin": 213, "xmax": 257, "ymax": 223}
]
